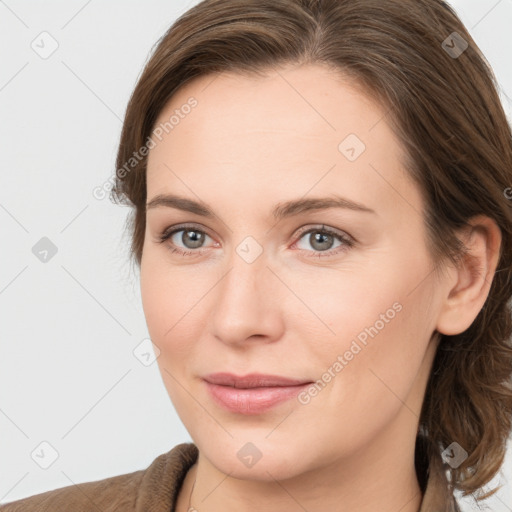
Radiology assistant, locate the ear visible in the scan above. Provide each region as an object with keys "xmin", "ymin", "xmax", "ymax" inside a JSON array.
[{"xmin": 435, "ymin": 215, "xmax": 502, "ymax": 336}]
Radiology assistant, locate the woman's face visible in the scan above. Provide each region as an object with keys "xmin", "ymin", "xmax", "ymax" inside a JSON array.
[{"xmin": 141, "ymin": 63, "xmax": 447, "ymax": 481}]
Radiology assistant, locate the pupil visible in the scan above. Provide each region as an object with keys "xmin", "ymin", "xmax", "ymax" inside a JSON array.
[
  {"xmin": 312, "ymin": 232, "xmax": 332, "ymax": 251},
  {"xmin": 184, "ymin": 230, "xmax": 204, "ymax": 249}
]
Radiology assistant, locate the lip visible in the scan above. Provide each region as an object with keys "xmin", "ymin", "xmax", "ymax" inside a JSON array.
[
  {"xmin": 203, "ymin": 372, "xmax": 313, "ymax": 415},
  {"xmin": 203, "ymin": 372, "xmax": 311, "ymax": 388}
]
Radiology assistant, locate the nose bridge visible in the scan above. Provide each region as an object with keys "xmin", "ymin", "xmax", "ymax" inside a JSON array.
[{"xmin": 209, "ymin": 241, "xmax": 283, "ymax": 344}]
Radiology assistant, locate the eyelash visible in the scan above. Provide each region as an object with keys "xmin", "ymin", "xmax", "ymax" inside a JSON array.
[{"xmin": 156, "ymin": 223, "xmax": 355, "ymax": 259}]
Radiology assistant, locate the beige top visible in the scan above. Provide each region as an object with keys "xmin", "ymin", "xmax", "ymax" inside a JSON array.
[{"xmin": 0, "ymin": 442, "xmax": 460, "ymax": 511}]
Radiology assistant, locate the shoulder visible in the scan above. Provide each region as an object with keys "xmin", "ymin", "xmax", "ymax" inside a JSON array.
[
  {"xmin": 0, "ymin": 442, "xmax": 199, "ymax": 512},
  {"xmin": 0, "ymin": 470, "xmax": 144, "ymax": 512}
]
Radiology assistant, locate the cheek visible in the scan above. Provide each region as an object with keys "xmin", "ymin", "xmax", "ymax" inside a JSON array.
[
  {"xmin": 295, "ymin": 250, "xmax": 435, "ymax": 410},
  {"xmin": 140, "ymin": 255, "xmax": 197, "ymax": 359},
  {"xmin": 140, "ymin": 260, "xmax": 203, "ymax": 420}
]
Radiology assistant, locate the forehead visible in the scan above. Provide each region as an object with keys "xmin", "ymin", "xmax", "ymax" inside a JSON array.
[
  {"xmin": 146, "ymin": 63, "xmax": 421, "ymax": 221},
  {"xmin": 152, "ymin": 63, "xmax": 385, "ymax": 147}
]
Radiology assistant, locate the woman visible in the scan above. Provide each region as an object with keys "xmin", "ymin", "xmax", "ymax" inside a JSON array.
[{"xmin": 1, "ymin": 0, "xmax": 511, "ymax": 511}]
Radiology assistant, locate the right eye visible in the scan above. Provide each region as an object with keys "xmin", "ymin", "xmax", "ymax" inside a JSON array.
[{"xmin": 157, "ymin": 223, "xmax": 217, "ymax": 256}]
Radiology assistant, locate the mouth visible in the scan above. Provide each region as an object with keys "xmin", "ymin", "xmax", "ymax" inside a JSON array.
[{"xmin": 202, "ymin": 372, "xmax": 313, "ymax": 415}]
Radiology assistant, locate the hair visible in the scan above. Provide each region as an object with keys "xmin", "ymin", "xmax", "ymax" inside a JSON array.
[{"xmin": 110, "ymin": 0, "xmax": 512, "ymax": 501}]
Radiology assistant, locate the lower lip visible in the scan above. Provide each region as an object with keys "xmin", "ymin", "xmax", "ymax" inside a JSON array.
[{"xmin": 204, "ymin": 381, "xmax": 311, "ymax": 415}]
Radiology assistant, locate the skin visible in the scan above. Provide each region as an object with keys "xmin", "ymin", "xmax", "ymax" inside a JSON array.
[{"xmin": 140, "ymin": 63, "xmax": 502, "ymax": 512}]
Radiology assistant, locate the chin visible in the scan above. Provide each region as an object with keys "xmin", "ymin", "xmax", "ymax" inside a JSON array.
[{"xmin": 201, "ymin": 440, "xmax": 308, "ymax": 482}]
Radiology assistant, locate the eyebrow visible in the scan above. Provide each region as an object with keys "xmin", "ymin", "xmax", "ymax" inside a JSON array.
[{"xmin": 146, "ymin": 193, "xmax": 376, "ymax": 219}]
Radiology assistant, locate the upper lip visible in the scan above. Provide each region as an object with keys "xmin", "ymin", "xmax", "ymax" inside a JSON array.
[{"xmin": 203, "ymin": 372, "xmax": 312, "ymax": 389}]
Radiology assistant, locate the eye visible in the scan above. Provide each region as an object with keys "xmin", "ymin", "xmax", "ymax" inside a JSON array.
[
  {"xmin": 292, "ymin": 225, "xmax": 354, "ymax": 258},
  {"xmin": 157, "ymin": 223, "xmax": 215, "ymax": 257},
  {"xmin": 156, "ymin": 223, "xmax": 355, "ymax": 259}
]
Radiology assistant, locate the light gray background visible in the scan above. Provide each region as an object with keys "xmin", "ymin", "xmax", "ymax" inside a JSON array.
[{"xmin": 0, "ymin": 1, "xmax": 511, "ymax": 510}]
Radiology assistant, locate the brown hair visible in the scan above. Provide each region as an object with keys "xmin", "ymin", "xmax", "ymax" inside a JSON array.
[{"xmin": 111, "ymin": 0, "xmax": 512, "ymax": 501}]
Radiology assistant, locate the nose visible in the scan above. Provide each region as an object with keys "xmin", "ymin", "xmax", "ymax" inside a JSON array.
[{"xmin": 209, "ymin": 250, "xmax": 285, "ymax": 347}]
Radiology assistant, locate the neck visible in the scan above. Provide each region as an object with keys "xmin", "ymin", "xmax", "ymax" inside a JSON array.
[{"xmin": 177, "ymin": 408, "xmax": 423, "ymax": 512}]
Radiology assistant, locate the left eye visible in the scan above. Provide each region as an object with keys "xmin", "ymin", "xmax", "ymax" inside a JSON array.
[{"xmin": 293, "ymin": 226, "xmax": 354, "ymax": 257}]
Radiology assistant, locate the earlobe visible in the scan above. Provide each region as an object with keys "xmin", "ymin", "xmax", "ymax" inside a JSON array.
[{"xmin": 435, "ymin": 215, "xmax": 502, "ymax": 336}]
